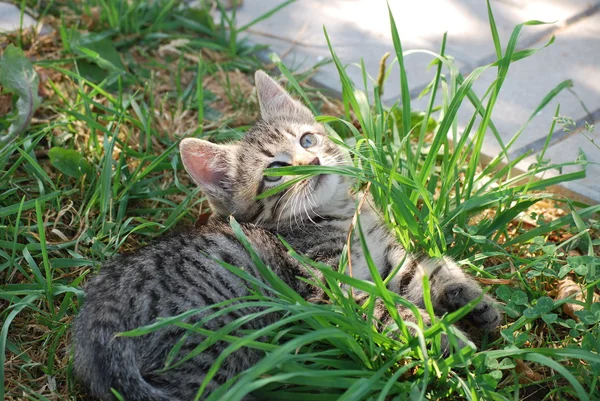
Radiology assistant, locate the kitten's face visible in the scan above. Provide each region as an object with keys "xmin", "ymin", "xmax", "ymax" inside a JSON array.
[{"xmin": 180, "ymin": 71, "xmax": 350, "ymax": 228}]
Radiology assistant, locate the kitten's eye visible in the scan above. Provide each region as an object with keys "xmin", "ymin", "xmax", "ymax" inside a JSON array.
[
  {"xmin": 264, "ymin": 175, "xmax": 282, "ymax": 182},
  {"xmin": 264, "ymin": 161, "xmax": 289, "ymax": 182},
  {"xmin": 300, "ymin": 133, "xmax": 317, "ymax": 149}
]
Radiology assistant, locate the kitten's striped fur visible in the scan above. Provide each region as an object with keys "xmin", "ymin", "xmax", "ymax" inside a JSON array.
[{"xmin": 73, "ymin": 71, "xmax": 501, "ymax": 401}]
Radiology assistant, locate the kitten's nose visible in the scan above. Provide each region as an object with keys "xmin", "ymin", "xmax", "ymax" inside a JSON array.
[{"xmin": 309, "ymin": 157, "xmax": 320, "ymax": 166}]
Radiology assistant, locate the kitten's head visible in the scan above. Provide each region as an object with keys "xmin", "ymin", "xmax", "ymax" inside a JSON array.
[{"xmin": 180, "ymin": 70, "xmax": 350, "ymax": 227}]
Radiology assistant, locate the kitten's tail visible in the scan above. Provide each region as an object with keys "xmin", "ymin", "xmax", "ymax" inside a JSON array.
[{"xmin": 73, "ymin": 307, "xmax": 178, "ymax": 401}]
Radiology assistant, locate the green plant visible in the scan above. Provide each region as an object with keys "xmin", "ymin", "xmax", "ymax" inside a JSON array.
[{"xmin": 0, "ymin": 44, "xmax": 42, "ymax": 148}]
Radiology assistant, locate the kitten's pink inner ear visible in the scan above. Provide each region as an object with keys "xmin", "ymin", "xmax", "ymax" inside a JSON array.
[{"xmin": 180, "ymin": 139, "xmax": 227, "ymax": 188}]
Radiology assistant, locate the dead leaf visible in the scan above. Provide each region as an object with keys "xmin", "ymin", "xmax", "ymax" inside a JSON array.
[
  {"xmin": 515, "ymin": 359, "xmax": 543, "ymax": 383},
  {"xmin": 0, "ymin": 94, "xmax": 12, "ymax": 116},
  {"xmin": 476, "ymin": 277, "xmax": 513, "ymax": 285},
  {"xmin": 195, "ymin": 202, "xmax": 212, "ymax": 228},
  {"xmin": 82, "ymin": 7, "xmax": 102, "ymax": 30},
  {"xmin": 223, "ymin": 0, "xmax": 244, "ymax": 9},
  {"xmin": 157, "ymin": 39, "xmax": 200, "ymax": 63},
  {"xmin": 556, "ymin": 274, "xmax": 600, "ymax": 320}
]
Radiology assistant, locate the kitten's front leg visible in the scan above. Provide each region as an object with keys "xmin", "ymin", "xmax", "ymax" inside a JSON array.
[{"xmin": 388, "ymin": 248, "xmax": 501, "ymax": 331}]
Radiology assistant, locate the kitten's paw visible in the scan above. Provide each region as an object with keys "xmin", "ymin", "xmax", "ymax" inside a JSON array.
[{"xmin": 442, "ymin": 283, "xmax": 502, "ymax": 331}]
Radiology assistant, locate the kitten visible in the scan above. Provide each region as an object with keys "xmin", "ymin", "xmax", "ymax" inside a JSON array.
[{"xmin": 73, "ymin": 71, "xmax": 501, "ymax": 401}]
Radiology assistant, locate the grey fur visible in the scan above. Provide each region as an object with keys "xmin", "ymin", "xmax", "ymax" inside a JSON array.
[
  {"xmin": 73, "ymin": 222, "xmax": 311, "ymax": 401},
  {"xmin": 73, "ymin": 70, "xmax": 501, "ymax": 401}
]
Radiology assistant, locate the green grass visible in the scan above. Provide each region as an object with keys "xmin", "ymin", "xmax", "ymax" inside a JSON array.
[{"xmin": 1, "ymin": 0, "xmax": 600, "ymax": 400}]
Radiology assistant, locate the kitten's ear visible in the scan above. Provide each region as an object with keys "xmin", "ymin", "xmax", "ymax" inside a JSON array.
[
  {"xmin": 255, "ymin": 70, "xmax": 313, "ymax": 122},
  {"xmin": 180, "ymin": 138, "xmax": 231, "ymax": 195}
]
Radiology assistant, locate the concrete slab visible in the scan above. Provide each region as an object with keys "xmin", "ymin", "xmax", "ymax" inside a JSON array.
[
  {"xmin": 508, "ymin": 127, "xmax": 600, "ymax": 205},
  {"xmin": 453, "ymin": 11, "xmax": 600, "ymax": 158},
  {"xmin": 234, "ymin": 0, "xmax": 471, "ymax": 98},
  {"xmin": 232, "ymin": 0, "xmax": 599, "ymax": 99},
  {"xmin": 0, "ymin": 2, "xmax": 38, "ymax": 32},
  {"xmin": 448, "ymin": 11, "xmax": 600, "ymax": 202}
]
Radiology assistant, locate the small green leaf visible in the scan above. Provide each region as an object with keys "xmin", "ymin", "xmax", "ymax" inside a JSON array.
[
  {"xmin": 486, "ymin": 356, "xmax": 499, "ymax": 369},
  {"xmin": 511, "ymin": 291, "xmax": 528, "ymax": 305},
  {"xmin": 558, "ymin": 264, "xmax": 571, "ymax": 279},
  {"xmin": 524, "ymin": 297, "xmax": 554, "ymax": 318},
  {"xmin": 504, "ymin": 302, "xmax": 522, "ymax": 319},
  {"xmin": 453, "ymin": 226, "xmax": 487, "ymax": 243},
  {"xmin": 526, "ymin": 269, "xmax": 542, "ymax": 279},
  {"xmin": 496, "ymin": 286, "xmax": 512, "ymax": 302},
  {"xmin": 542, "ymin": 313, "xmax": 557, "ymax": 324},
  {"xmin": 489, "ymin": 370, "xmax": 502, "ymax": 380},
  {"xmin": 48, "ymin": 147, "xmax": 93, "ymax": 179},
  {"xmin": 70, "ymin": 32, "xmax": 126, "ymax": 72},
  {"xmin": 500, "ymin": 327, "xmax": 515, "ymax": 343},
  {"xmin": 0, "ymin": 44, "xmax": 42, "ymax": 147},
  {"xmin": 77, "ymin": 45, "xmax": 124, "ymax": 72},
  {"xmin": 523, "ymin": 307, "xmax": 540, "ymax": 319},
  {"xmin": 497, "ymin": 358, "xmax": 516, "ymax": 369},
  {"xmin": 536, "ymin": 297, "xmax": 555, "ymax": 314},
  {"xmin": 582, "ymin": 333, "xmax": 596, "ymax": 350},
  {"xmin": 564, "ymin": 319, "xmax": 577, "ymax": 329},
  {"xmin": 515, "ymin": 332, "xmax": 529, "ymax": 347},
  {"xmin": 573, "ymin": 264, "xmax": 589, "ymax": 276},
  {"xmin": 482, "ymin": 373, "xmax": 499, "ymax": 389},
  {"xmin": 574, "ymin": 310, "xmax": 599, "ymax": 325}
]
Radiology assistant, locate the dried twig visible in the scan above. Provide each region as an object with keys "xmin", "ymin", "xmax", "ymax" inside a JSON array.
[{"xmin": 345, "ymin": 182, "xmax": 372, "ymax": 297}]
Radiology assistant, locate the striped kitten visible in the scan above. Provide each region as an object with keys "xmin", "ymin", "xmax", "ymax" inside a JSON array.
[{"xmin": 73, "ymin": 71, "xmax": 501, "ymax": 401}]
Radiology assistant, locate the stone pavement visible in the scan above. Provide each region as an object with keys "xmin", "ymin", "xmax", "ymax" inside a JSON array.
[
  {"xmin": 2, "ymin": 1, "xmax": 599, "ymax": 202},
  {"xmin": 0, "ymin": 2, "xmax": 40, "ymax": 33},
  {"xmin": 233, "ymin": 0, "xmax": 600, "ymax": 204}
]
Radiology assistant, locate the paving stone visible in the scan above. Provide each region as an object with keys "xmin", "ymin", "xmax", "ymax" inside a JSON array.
[
  {"xmin": 398, "ymin": 6, "xmax": 600, "ymax": 202},
  {"xmin": 232, "ymin": 0, "xmax": 598, "ymax": 99},
  {"xmin": 233, "ymin": 0, "xmax": 466, "ymax": 98},
  {"xmin": 0, "ymin": 2, "xmax": 38, "ymax": 32},
  {"xmin": 453, "ymin": 12, "xmax": 600, "ymax": 160},
  {"xmin": 516, "ymin": 129, "xmax": 600, "ymax": 204}
]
